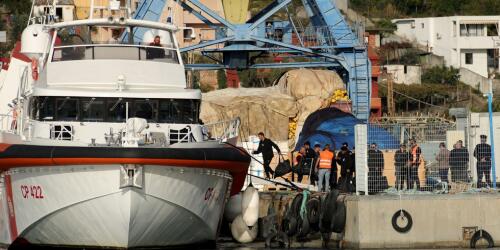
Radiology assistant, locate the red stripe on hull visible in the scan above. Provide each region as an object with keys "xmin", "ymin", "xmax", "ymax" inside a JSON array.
[{"xmin": 4, "ymin": 175, "xmax": 18, "ymax": 241}]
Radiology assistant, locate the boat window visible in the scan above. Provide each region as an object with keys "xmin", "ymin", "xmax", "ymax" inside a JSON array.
[
  {"xmin": 37, "ymin": 97, "xmax": 55, "ymax": 121},
  {"xmin": 158, "ymin": 99, "xmax": 199, "ymax": 124},
  {"xmin": 81, "ymin": 98, "xmax": 105, "ymax": 122},
  {"xmin": 30, "ymin": 97, "xmax": 199, "ymax": 124},
  {"xmin": 52, "ymin": 46, "xmax": 178, "ymax": 63},
  {"xmin": 133, "ymin": 99, "xmax": 158, "ymax": 122},
  {"xmin": 56, "ymin": 97, "xmax": 79, "ymax": 121},
  {"xmin": 107, "ymin": 98, "xmax": 127, "ymax": 122},
  {"xmin": 52, "ymin": 26, "xmax": 178, "ymax": 63}
]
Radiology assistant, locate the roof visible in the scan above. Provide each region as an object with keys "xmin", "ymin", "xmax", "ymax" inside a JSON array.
[
  {"xmin": 393, "ymin": 15, "xmax": 500, "ymax": 23},
  {"xmin": 47, "ymin": 18, "xmax": 178, "ymax": 32}
]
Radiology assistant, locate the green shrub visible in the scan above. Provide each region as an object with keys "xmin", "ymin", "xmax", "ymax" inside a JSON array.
[{"xmin": 422, "ymin": 66, "xmax": 460, "ymax": 85}]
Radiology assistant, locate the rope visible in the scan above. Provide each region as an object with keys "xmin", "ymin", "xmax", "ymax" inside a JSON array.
[
  {"xmin": 299, "ymin": 189, "xmax": 309, "ymax": 220},
  {"xmin": 224, "ymin": 141, "xmax": 301, "ymax": 191}
]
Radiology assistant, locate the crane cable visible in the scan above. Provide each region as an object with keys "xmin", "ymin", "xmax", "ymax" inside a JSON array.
[{"xmin": 378, "ymin": 81, "xmax": 445, "ymax": 108}]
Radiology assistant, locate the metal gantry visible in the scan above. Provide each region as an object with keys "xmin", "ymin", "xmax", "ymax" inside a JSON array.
[{"xmin": 132, "ymin": 0, "xmax": 371, "ymax": 120}]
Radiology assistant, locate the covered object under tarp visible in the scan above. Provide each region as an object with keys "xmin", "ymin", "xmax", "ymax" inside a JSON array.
[
  {"xmin": 200, "ymin": 88, "xmax": 297, "ymax": 140},
  {"xmin": 295, "ymin": 108, "xmax": 400, "ymax": 151},
  {"xmin": 200, "ymin": 69, "xmax": 345, "ymax": 142}
]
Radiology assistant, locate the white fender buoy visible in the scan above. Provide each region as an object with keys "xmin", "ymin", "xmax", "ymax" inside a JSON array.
[
  {"xmin": 224, "ymin": 193, "xmax": 242, "ymax": 222},
  {"xmin": 241, "ymin": 186, "xmax": 259, "ymax": 227},
  {"xmin": 230, "ymin": 215, "xmax": 258, "ymax": 243}
]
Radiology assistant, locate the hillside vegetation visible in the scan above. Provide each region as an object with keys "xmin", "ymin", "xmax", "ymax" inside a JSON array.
[{"xmin": 350, "ymin": 0, "xmax": 500, "ymax": 19}]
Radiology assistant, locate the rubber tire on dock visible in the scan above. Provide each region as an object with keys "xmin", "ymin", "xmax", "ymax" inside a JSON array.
[
  {"xmin": 307, "ymin": 198, "xmax": 321, "ymax": 231},
  {"xmin": 470, "ymin": 229, "xmax": 494, "ymax": 248},
  {"xmin": 391, "ymin": 209, "xmax": 413, "ymax": 233},
  {"xmin": 320, "ymin": 190, "xmax": 339, "ymax": 233},
  {"xmin": 296, "ymin": 215, "xmax": 310, "ymax": 238},
  {"xmin": 290, "ymin": 193, "xmax": 304, "ymax": 216},
  {"xmin": 265, "ymin": 231, "xmax": 289, "ymax": 248},
  {"xmin": 331, "ymin": 201, "xmax": 346, "ymax": 233},
  {"xmin": 283, "ymin": 216, "xmax": 298, "ymax": 237}
]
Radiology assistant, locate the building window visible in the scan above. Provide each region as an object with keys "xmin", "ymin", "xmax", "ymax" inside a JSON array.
[
  {"xmin": 465, "ymin": 53, "xmax": 473, "ymax": 64},
  {"xmin": 460, "ymin": 24, "xmax": 485, "ymax": 36},
  {"xmin": 183, "ymin": 28, "xmax": 194, "ymax": 40},
  {"xmin": 55, "ymin": 7, "xmax": 63, "ymax": 19},
  {"xmin": 421, "ymin": 23, "xmax": 424, "ymax": 29},
  {"xmin": 487, "ymin": 24, "xmax": 499, "ymax": 36}
]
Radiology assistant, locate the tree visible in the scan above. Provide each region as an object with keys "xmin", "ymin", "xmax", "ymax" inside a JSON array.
[
  {"xmin": 422, "ymin": 66, "xmax": 460, "ymax": 85},
  {"xmin": 9, "ymin": 14, "xmax": 29, "ymax": 42},
  {"xmin": 349, "ymin": 0, "xmax": 500, "ymax": 18},
  {"xmin": 1, "ymin": 0, "xmax": 32, "ymax": 15}
]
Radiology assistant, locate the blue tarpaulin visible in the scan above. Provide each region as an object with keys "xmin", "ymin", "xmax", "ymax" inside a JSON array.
[{"xmin": 295, "ymin": 108, "xmax": 399, "ymax": 151}]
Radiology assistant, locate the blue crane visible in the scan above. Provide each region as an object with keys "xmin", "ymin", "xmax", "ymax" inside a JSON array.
[{"xmin": 129, "ymin": 0, "xmax": 371, "ymax": 121}]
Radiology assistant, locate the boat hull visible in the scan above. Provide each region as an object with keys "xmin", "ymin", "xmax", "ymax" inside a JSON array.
[{"xmin": 1, "ymin": 164, "xmax": 233, "ymax": 248}]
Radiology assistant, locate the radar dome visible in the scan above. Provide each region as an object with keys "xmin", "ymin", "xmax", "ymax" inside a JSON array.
[
  {"xmin": 21, "ymin": 24, "xmax": 51, "ymax": 58},
  {"xmin": 142, "ymin": 30, "xmax": 173, "ymax": 47}
]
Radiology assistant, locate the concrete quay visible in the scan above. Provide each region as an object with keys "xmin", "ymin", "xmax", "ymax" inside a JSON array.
[{"xmin": 344, "ymin": 193, "xmax": 500, "ymax": 249}]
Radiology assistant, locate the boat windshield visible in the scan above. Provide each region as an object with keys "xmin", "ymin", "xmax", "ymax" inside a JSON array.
[
  {"xmin": 30, "ymin": 96, "xmax": 200, "ymax": 124},
  {"xmin": 51, "ymin": 26, "xmax": 178, "ymax": 63}
]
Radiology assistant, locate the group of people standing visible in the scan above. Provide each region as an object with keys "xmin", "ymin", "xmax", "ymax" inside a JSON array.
[
  {"xmin": 253, "ymin": 132, "xmax": 356, "ymax": 193},
  {"xmin": 391, "ymin": 139, "xmax": 422, "ymax": 190},
  {"xmin": 253, "ymin": 132, "xmax": 493, "ymax": 192},
  {"xmin": 392, "ymin": 135, "xmax": 492, "ymax": 190},
  {"xmin": 294, "ymin": 142, "xmax": 355, "ymax": 192},
  {"xmin": 435, "ymin": 135, "xmax": 492, "ymax": 187}
]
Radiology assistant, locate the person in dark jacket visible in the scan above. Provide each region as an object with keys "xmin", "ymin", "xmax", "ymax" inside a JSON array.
[
  {"xmin": 253, "ymin": 132, "xmax": 281, "ymax": 179},
  {"xmin": 337, "ymin": 143, "xmax": 355, "ymax": 192},
  {"xmin": 301, "ymin": 141, "xmax": 316, "ymax": 182},
  {"xmin": 368, "ymin": 143, "xmax": 384, "ymax": 177},
  {"xmin": 310, "ymin": 144, "xmax": 321, "ymax": 186},
  {"xmin": 146, "ymin": 35, "xmax": 166, "ymax": 59},
  {"xmin": 394, "ymin": 144, "xmax": 410, "ymax": 190},
  {"xmin": 304, "ymin": 141, "xmax": 316, "ymax": 159},
  {"xmin": 368, "ymin": 143, "xmax": 385, "ymax": 193},
  {"xmin": 474, "ymin": 135, "xmax": 492, "ymax": 188},
  {"xmin": 337, "ymin": 143, "xmax": 354, "ymax": 179},
  {"xmin": 449, "ymin": 140, "xmax": 469, "ymax": 182}
]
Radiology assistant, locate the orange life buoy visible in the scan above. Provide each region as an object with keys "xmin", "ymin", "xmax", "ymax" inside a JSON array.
[{"xmin": 31, "ymin": 58, "xmax": 38, "ymax": 81}]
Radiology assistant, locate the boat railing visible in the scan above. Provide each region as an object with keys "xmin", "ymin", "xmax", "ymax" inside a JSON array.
[
  {"xmin": 0, "ymin": 113, "xmax": 30, "ymax": 136},
  {"xmin": 204, "ymin": 118, "xmax": 241, "ymax": 143},
  {"xmin": 0, "ymin": 114, "xmax": 15, "ymax": 133}
]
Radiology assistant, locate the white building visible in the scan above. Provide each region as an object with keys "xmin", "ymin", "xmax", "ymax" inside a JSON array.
[
  {"xmin": 382, "ymin": 65, "xmax": 422, "ymax": 85},
  {"xmin": 393, "ymin": 16, "xmax": 500, "ymax": 79}
]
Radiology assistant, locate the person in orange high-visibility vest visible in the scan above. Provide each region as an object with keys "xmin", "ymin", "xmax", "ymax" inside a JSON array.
[{"xmin": 315, "ymin": 144, "xmax": 335, "ymax": 192}]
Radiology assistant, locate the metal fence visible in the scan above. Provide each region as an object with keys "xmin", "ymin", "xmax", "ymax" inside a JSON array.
[{"xmin": 355, "ymin": 116, "xmax": 498, "ymax": 195}]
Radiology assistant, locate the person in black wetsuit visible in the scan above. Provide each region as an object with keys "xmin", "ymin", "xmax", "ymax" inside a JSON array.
[{"xmin": 252, "ymin": 132, "xmax": 281, "ymax": 179}]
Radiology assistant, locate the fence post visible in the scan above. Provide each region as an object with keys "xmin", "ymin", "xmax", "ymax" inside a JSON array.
[
  {"xmin": 355, "ymin": 124, "xmax": 369, "ymax": 195},
  {"xmin": 487, "ymin": 88, "xmax": 496, "ymax": 189}
]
